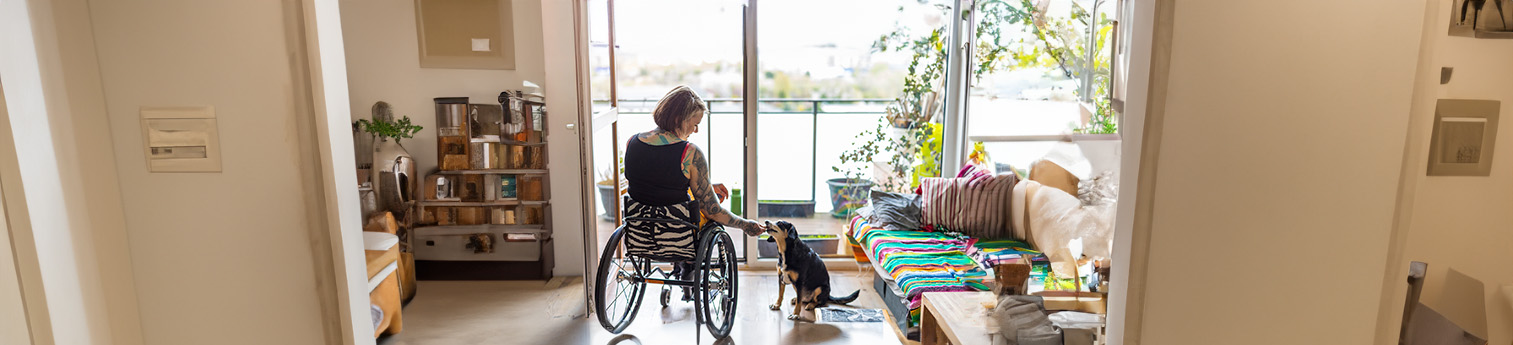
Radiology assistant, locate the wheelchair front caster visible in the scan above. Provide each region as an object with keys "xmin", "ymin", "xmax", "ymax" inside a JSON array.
[{"xmin": 660, "ymin": 287, "xmax": 672, "ymax": 308}]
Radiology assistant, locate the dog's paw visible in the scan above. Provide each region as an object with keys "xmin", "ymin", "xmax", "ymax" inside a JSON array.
[
  {"xmin": 769, "ymin": 304, "xmax": 781, "ymax": 311},
  {"xmin": 786, "ymin": 314, "xmax": 802, "ymax": 321}
]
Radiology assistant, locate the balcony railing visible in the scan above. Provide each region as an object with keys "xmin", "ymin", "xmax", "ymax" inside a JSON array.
[{"xmin": 596, "ymin": 98, "xmax": 894, "ymax": 212}]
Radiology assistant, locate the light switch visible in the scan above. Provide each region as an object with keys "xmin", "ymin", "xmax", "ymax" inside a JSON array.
[{"xmin": 471, "ymin": 38, "xmax": 491, "ymax": 52}]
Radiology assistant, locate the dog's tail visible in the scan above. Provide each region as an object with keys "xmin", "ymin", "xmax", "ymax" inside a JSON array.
[{"xmin": 825, "ymin": 290, "xmax": 861, "ymax": 305}]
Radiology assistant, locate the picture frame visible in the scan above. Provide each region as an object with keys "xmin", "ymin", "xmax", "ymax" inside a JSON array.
[
  {"xmin": 414, "ymin": 0, "xmax": 516, "ymax": 70},
  {"xmin": 1427, "ymin": 99, "xmax": 1499, "ymax": 176}
]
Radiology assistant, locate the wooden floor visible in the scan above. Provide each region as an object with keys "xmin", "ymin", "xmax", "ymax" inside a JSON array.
[{"xmin": 377, "ymin": 269, "xmax": 906, "ymax": 345}]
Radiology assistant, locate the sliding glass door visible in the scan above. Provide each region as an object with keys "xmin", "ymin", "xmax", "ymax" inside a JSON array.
[{"xmin": 587, "ymin": 0, "xmax": 750, "ymax": 261}]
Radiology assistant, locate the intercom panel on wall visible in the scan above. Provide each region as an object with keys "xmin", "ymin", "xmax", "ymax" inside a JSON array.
[
  {"xmin": 1427, "ymin": 99, "xmax": 1499, "ymax": 176},
  {"xmin": 140, "ymin": 106, "xmax": 222, "ymax": 173}
]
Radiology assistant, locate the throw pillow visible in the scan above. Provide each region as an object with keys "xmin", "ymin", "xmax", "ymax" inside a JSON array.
[
  {"xmin": 867, "ymin": 190, "xmax": 922, "ymax": 231},
  {"xmin": 919, "ymin": 169, "xmax": 1018, "ymax": 239}
]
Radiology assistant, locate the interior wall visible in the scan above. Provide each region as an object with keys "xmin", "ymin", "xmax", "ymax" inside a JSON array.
[
  {"xmin": 0, "ymin": 76, "xmax": 34, "ymax": 345},
  {"xmin": 1, "ymin": 0, "xmax": 149, "ymax": 343},
  {"xmin": 1134, "ymin": 1, "xmax": 1426, "ymax": 344},
  {"xmin": 341, "ymin": 0, "xmax": 586, "ymax": 276},
  {"xmin": 86, "ymin": 0, "xmax": 328, "ymax": 343},
  {"xmin": 1379, "ymin": 1, "xmax": 1513, "ymax": 343}
]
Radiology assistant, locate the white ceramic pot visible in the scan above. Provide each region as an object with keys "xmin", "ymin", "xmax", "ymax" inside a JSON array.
[{"xmin": 372, "ymin": 138, "xmax": 417, "ymax": 218}]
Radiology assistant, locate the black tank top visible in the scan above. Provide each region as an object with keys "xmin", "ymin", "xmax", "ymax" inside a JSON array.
[{"xmin": 624, "ymin": 139, "xmax": 692, "ymax": 206}]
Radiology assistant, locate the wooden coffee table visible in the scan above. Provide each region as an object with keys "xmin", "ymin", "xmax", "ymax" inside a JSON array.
[{"xmin": 920, "ymin": 291, "xmax": 997, "ymax": 345}]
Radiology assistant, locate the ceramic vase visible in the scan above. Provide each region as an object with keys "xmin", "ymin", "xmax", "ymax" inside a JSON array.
[{"xmin": 372, "ymin": 138, "xmax": 417, "ymax": 219}]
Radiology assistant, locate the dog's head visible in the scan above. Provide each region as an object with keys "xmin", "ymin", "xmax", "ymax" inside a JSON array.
[{"xmin": 764, "ymin": 220, "xmax": 799, "ymax": 251}]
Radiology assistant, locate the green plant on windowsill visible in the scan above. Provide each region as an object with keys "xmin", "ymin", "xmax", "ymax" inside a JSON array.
[{"xmin": 353, "ymin": 116, "xmax": 424, "ymax": 144}]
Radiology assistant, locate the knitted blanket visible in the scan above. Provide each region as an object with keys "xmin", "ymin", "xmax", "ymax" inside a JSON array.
[{"xmin": 848, "ymin": 216, "xmax": 1045, "ymax": 326}]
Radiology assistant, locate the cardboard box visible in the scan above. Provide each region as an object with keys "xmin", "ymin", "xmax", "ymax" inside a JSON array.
[
  {"xmin": 435, "ymin": 207, "xmax": 455, "ymax": 225},
  {"xmin": 518, "ymin": 175, "xmax": 543, "ymax": 201},
  {"xmin": 461, "ymin": 175, "xmax": 485, "ymax": 202},
  {"xmin": 1033, "ymin": 291, "xmax": 1107, "ymax": 314},
  {"xmin": 522, "ymin": 205, "xmax": 542, "ymax": 225},
  {"xmin": 421, "ymin": 206, "xmax": 437, "ymax": 224},
  {"xmin": 441, "ymin": 154, "xmax": 470, "ymax": 170},
  {"xmin": 525, "ymin": 146, "xmax": 545, "ymax": 169},
  {"xmin": 456, "ymin": 207, "xmax": 486, "ymax": 225}
]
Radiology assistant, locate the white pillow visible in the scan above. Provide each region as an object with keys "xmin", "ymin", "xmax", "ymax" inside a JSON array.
[
  {"xmin": 1027, "ymin": 185, "xmax": 1116, "ymax": 279},
  {"xmin": 1010, "ymin": 180, "xmax": 1041, "ymax": 242}
]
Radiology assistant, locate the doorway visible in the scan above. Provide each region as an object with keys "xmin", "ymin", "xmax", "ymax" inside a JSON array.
[{"xmin": 301, "ymin": 0, "xmax": 1162, "ymax": 343}]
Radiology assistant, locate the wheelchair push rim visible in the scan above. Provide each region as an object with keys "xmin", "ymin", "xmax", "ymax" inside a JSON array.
[{"xmin": 695, "ymin": 229, "xmax": 739, "ymax": 338}]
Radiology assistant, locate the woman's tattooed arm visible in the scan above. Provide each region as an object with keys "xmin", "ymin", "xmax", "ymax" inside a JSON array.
[{"xmin": 682, "ymin": 144, "xmax": 762, "ymax": 236}]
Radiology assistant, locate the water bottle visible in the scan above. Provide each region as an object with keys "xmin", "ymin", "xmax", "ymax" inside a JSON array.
[{"xmin": 730, "ymin": 188, "xmax": 743, "ymax": 217}]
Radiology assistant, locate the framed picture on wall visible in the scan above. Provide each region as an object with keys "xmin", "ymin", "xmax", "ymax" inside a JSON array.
[
  {"xmin": 1427, "ymin": 99, "xmax": 1500, "ymax": 176},
  {"xmin": 414, "ymin": 0, "xmax": 516, "ymax": 70}
]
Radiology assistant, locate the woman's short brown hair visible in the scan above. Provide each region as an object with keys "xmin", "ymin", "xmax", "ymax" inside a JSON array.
[{"xmin": 652, "ymin": 85, "xmax": 706, "ymax": 135}]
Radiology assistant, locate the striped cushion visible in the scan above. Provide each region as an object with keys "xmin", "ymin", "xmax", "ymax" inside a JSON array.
[
  {"xmin": 622, "ymin": 196, "xmax": 700, "ymax": 261},
  {"xmin": 919, "ymin": 164, "xmax": 1018, "ymax": 239}
]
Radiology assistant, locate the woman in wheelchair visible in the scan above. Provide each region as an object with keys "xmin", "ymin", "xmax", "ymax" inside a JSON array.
[
  {"xmin": 624, "ymin": 85, "xmax": 764, "ymax": 237},
  {"xmin": 594, "ymin": 85, "xmax": 759, "ymax": 338},
  {"xmin": 625, "ymin": 85, "xmax": 764, "ymax": 294}
]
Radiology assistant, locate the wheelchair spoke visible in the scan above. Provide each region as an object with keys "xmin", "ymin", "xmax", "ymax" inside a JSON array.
[{"xmin": 602, "ymin": 255, "xmax": 642, "ymax": 326}]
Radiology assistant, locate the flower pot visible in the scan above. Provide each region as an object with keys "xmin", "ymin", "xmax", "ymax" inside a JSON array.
[
  {"xmin": 757, "ymin": 200, "xmax": 816, "ymax": 218},
  {"xmin": 826, "ymin": 178, "xmax": 872, "ymax": 218},
  {"xmin": 596, "ymin": 183, "xmax": 616, "ymax": 221},
  {"xmin": 372, "ymin": 138, "xmax": 417, "ymax": 219}
]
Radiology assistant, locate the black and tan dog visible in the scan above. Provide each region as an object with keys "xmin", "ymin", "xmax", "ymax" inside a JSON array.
[{"xmin": 765, "ymin": 220, "xmax": 859, "ymax": 321}]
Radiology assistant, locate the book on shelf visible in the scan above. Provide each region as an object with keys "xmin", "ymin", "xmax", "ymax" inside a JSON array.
[{"xmin": 498, "ymin": 175, "xmax": 518, "ymax": 200}]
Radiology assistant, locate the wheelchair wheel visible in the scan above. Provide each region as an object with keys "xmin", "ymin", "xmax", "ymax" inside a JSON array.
[
  {"xmin": 694, "ymin": 229, "xmax": 739, "ymax": 338},
  {"xmin": 595, "ymin": 228, "xmax": 647, "ymax": 334}
]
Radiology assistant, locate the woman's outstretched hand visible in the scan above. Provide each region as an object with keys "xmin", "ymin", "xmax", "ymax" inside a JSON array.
[{"xmin": 741, "ymin": 221, "xmax": 768, "ymax": 237}]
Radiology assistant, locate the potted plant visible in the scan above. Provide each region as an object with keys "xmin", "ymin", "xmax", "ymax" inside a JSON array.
[
  {"xmin": 832, "ymin": 92, "xmax": 941, "ymax": 218},
  {"xmin": 757, "ymin": 233, "xmax": 841, "ymax": 257},
  {"xmin": 596, "ymin": 165, "xmax": 616, "ymax": 221},
  {"xmin": 354, "ymin": 102, "xmax": 424, "ymax": 217}
]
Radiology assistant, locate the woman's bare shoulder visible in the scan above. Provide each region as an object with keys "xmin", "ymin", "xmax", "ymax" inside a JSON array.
[{"xmin": 637, "ymin": 130, "xmax": 684, "ymax": 145}]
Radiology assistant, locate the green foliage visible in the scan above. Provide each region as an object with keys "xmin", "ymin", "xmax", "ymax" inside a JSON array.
[
  {"xmin": 353, "ymin": 116, "xmax": 423, "ymax": 144},
  {"xmin": 911, "ymin": 122, "xmax": 944, "ymax": 188},
  {"xmin": 840, "ymin": 0, "xmax": 1118, "ymax": 192},
  {"xmin": 834, "ymin": 117, "xmax": 940, "ymax": 193},
  {"xmin": 872, "ymin": 0, "xmax": 1118, "ymax": 134}
]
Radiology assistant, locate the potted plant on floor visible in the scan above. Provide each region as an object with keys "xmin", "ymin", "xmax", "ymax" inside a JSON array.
[{"xmin": 596, "ymin": 166, "xmax": 616, "ymax": 221}]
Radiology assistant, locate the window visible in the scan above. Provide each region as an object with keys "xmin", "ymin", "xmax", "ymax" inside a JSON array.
[{"xmin": 961, "ymin": 0, "xmax": 1120, "ymax": 170}]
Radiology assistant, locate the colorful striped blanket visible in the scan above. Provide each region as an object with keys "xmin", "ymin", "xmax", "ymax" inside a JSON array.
[{"xmin": 847, "ymin": 216, "xmax": 1044, "ymax": 326}]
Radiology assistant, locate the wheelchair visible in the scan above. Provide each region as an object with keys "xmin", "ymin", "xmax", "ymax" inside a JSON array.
[{"xmin": 594, "ymin": 199, "xmax": 740, "ymax": 339}]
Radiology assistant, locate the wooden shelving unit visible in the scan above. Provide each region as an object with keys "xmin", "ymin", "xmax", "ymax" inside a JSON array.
[{"xmin": 412, "ymin": 96, "xmax": 554, "ymax": 280}]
